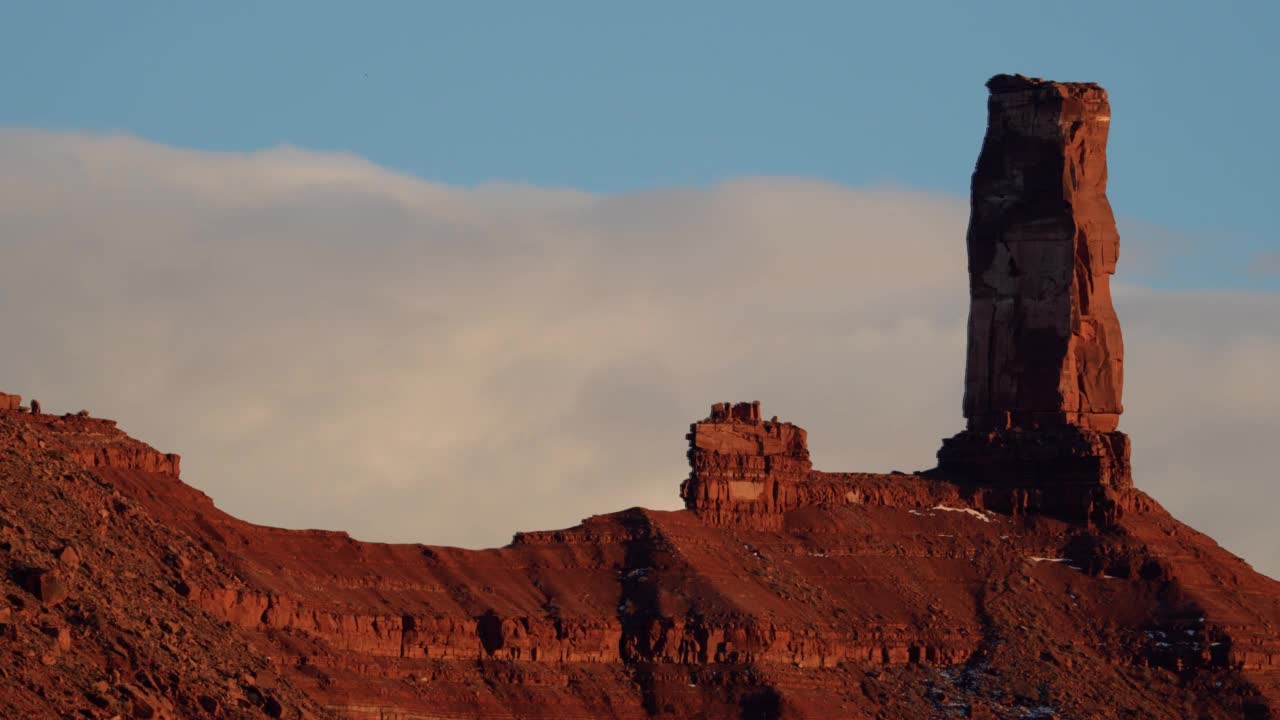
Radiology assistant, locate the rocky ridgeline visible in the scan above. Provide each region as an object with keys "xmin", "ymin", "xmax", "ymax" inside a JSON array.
[
  {"xmin": 0, "ymin": 398, "xmax": 182, "ymax": 478},
  {"xmin": 681, "ymin": 400, "xmax": 1147, "ymax": 530},
  {"xmin": 7, "ymin": 388, "xmax": 1278, "ymax": 718},
  {"xmin": 0, "ymin": 410, "xmax": 327, "ymax": 718}
]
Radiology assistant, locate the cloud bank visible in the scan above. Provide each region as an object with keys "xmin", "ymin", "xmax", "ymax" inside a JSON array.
[
  {"xmin": 1, "ymin": 129, "xmax": 1277, "ymax": 580},
  {"xmin": 1249, "ymin": 251, "xmax": 1280, "ymax": 277}
]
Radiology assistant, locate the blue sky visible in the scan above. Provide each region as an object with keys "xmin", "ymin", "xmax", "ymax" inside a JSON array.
[{"xmin": 2, "ymin": 2, "xmax": 1276, "ymax": 288}]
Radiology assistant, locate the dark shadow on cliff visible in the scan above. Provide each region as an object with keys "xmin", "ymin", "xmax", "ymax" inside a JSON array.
[{"xmin": 738, "ymin": 686, "xmax": 783, "ymax": 720}]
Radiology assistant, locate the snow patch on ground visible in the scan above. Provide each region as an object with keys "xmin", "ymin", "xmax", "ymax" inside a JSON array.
[
  {"xmin": 1027, "ymin": 556, "xmax": 1086, "ymax": 572},
  {"xmin": 931, "ymin": 505, "xmax": 992, "ymax": 522}
]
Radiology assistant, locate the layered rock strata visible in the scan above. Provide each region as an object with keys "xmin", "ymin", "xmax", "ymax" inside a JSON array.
[
  {"xmin": 4, "ymin": 403, "xmax": 1280, "ymax": 719},
  {"xmin": 680, "ymin": 401, "xmax": 812, "ymax": 529},
  {"xmin": 1, "ymin": 392, "xmax": 21, "ymax": 412},
  {"xmin": 938, "ymin": 74, "xmax": 1133, "ymax": 523}
]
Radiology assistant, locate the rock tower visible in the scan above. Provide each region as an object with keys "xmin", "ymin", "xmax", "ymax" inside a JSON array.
[{"xmin": 937, "ymin": 75, "xmax": 1133, "ymax": 524}]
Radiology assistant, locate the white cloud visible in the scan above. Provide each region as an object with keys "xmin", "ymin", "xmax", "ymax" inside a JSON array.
[
  {"xmin": 1248, "ymin": 251, "xmax": 1280, "ymax": 276},
  {"xmin": 1, "ymin": 129, "xmax": 1276, "ymax": 580}
]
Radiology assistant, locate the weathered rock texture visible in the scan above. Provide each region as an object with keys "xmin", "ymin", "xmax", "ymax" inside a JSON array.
[
  {"xmin": 938, "ymin": 75, "xmax": 1133, "ymax": 523},
  {"xmin": 3, "ymin": 76, "xmax": 1278, "ymax": 720},
  {"xmin": 0, "ymin": 391, "xmax": 20, "ymax": 412},
  {"xmin": 0, "ymin": 412, "xmax": 331, "ymax": 719},
  {"xmin": 680, "ymin": 401, "xmax": 812, "ymax": 529}
]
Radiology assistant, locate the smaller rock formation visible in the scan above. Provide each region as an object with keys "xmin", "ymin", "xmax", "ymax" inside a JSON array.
[
  {"xmin": 680, "ymin": 401, "xmax": 811, "ymax": 529},
  {"xmin": 30, "ymin": 398, "xmax": 41, "ymax": 416}
]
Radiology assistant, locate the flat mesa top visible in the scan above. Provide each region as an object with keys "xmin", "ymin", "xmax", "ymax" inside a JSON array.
[{"xmin": 986, "ymin": 73, "xmax": 1107, "ymax": 97}]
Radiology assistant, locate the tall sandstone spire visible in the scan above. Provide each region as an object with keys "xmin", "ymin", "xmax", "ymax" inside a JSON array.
[
  {"xmin": 963, "ymin": 74, "xmax": 1124, "ymax": 432},
  {"xmin": 938, "ymin": 75, "xmax": 1134, "ymax": 525}
]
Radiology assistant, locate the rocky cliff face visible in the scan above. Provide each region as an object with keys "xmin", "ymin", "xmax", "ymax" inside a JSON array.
[
  {"xmin": 0, "ymin": 413, "xmax": 332, "ymax": 719},
  {"xmin": 2, "ymin": 75, "xmax": 1279, "ymax": 720}
]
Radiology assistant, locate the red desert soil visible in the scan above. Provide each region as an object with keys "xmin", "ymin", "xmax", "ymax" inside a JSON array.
[{"xmin": 2, "ymin": 75, "xmax": 1278, "ymax": 719}]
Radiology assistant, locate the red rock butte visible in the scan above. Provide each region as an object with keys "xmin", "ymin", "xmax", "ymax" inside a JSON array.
[{"xmin": 1, "ymin": 76, "xmax": 1279, "ymax": 720}]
